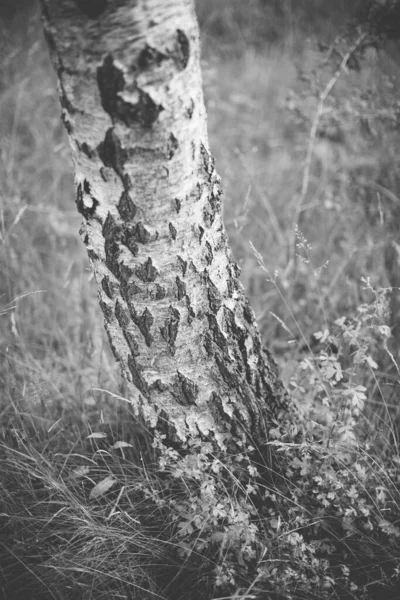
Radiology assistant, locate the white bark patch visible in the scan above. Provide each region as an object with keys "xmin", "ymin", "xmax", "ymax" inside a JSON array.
[{"xmin": 83, "ymin": 196, "xmax": 94, "ymax": 209}]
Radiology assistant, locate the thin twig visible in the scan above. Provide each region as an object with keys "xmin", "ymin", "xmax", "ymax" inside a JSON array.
[{"xmin": 286, "ymin": 32, "xmax": 369, "ymax": 278}]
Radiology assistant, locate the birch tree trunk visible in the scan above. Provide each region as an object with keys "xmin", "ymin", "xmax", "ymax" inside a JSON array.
[{"xmin": 41, "ymin": 0, "xmax": 290, "ymax": 451}]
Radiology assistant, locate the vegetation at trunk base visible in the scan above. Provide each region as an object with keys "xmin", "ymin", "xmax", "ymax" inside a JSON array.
[{"xmin": 1, "ymin": 1, "xmax": 400, "ymax": 598}]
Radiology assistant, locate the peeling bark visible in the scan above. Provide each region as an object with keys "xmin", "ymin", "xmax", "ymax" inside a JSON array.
[{"xmin": 41, "ymin": 0, "xmax": 291, "ymax": 450}]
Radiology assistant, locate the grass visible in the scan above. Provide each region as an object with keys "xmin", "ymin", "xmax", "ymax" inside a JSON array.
[{"xmin": 1, "ymin": 1, "xmax": 400, "ymax": 598}]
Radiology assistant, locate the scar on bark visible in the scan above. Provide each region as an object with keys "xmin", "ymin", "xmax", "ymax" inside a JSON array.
[
  {"xmin": 176, "ymin": 29, "xmax": 190, "ymax": 69},
  {"xmin": 138, "ymin": 45, "xmax": 168, "ymax": 70},
  {"xmin": 176, "ymin": 277, "xmax": 186, "ymax": 300},
  {"xmin": 76, "ymin": 181, "xmax": 99, "ymax": 219},
  {"xmin": 98, "ymin": 128, "xmax": 127, "ymax": 178},
  {"xmin": 130, "ymin": 307, "xmax": 154, "ymax": 347},
  {"xmin": 171, "ymin": 371, "xmax": 198, "ymax": 406},
  {"xmin": 135, "ymin": 257, "xmax": 158, "ymax": 282},
  {"xmin": 169, "ymin": 222, "xmax": 177, "ymax": 240},
  {"xmin": 160, "ymin": 306, "xmax": 180, "ymax": 355},
  {"xmin": 118, "ymin": 190, "xmax": 137, "ymax": 221},
  {"xmin": 97, "ymin": 55, "xmax": 163, "ymax": 128}
]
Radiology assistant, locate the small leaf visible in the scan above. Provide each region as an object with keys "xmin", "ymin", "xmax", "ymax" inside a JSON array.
[
  {"xmin": 87, "ymin": 432, "xmax": 107, "ymax": 439},
  {"xmin": 365, "ymin": 355, "xmax": 378, "ymax": 369},
  {"xmin": 377, "ymin": 325, "xmax": 391, "ymax": 338},
  {"xmin": 90, "ymin": 475, "xmax": 116, "ymax": 499},
  {"xmin": 111, "ymin": 441, "xmax": 133, "ymax": 449},
  {"xmin": 270, "ymin": 517, "xmax": 281, "ymax": 530},
  {"xmin": 71, "ymin": 465, "xmax": 90, "ymax": 478}
]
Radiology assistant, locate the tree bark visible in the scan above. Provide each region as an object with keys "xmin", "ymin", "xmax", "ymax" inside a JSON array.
[{"xmin": 40, "ymin": 0, "xmax": 290, "ymax": 450}]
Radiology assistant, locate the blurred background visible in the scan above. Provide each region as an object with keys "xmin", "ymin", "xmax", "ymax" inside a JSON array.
[{"xmin": 1, "ymin": 0, "xmax": 400, "ymax": 452}]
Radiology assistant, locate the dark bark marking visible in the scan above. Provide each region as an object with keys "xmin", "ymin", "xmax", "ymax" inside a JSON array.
[
  {"xmin": 124, "ymin": 330, "xmax": 140, "ymax": 357},
  {"xmin": 200, "ymin": 142, "xmax": 214, "ymax": 178},
  {"xmin": 243, "ymin": 298, "xmax": 255, "ymax": 325},
  {"xmin": 118, "ymin": 190, "xmax": 137, "ymax": 221},
  {"xmin": 177, "ymin": 256, "xmax": 187, "ymax": 277},
  {"xmin": 134, "ymin": 222, "xmax": 151, "ymax": 244},
  {"xmin": 176, "ymin": 29, "xmax": 190, "ymax": 69},
  {"xmin": 150, "ymin": 379, "xmax": 168, "ymax": 393},
  {"xmin": 120, "ymin": 279, "xmax": 141, "ymax": 303},
  {"xmin": 187, "ymin": 99, "xmax": 194, "ymax": 119},
  {"xmin": 228, "ymin": 259, "xmax": 241, "ymax": 280},
  {"xmin": 123, "ymin": 174, "xmax": 133, "ymax": 191},
  {"xmin": 98, "ymin": 56, "xmax": 163, "ymax": 127},
  {"xmin": 122, "ymin": 222, "xmax": 151, "ymax": 252},
  {"xmin": 104, "ymin": 241, "xmax": 121, "ymax": 278},
  {"xmin": 59, "ymin": 81, "xmax": 77, "ymax": 116},
  {"xmin": 98, "ymin": 53, "xmax": 163, "ymax": 128},
  {"xmin": 185, "ymin": 296, "xmax": 195, "ymax": 324},
  {"xmin": 135, "ymin": 257, "xmax": 158, "ymax": 282},
  {"xmin": 168, "ymin": 133, "xmax": 179, "ymax": 160},
  {"xmin": 138, "ymin": 45, "xmax": 168, "ymax": 70},
  {"xmin": 203, "ymin": 204, "xmax": 216, "ymax": 228},
  {"xmin": 76, "ymin": 0, "xmax": 107, "ymax": 18},
  {"xmin": 154, "ymin": 284, "xmax": 166, "ymax": 300},
  {"xmin": 103, "ymin": 212, "xmax": 120, "ymax": 239},
  {"xmin": 214, "ymin": 227, "xmax": 228, "ymax": 253},
  {"xmin": 171, "ymin": 371, "xmax": 198, "ymax": 406},
  {"xmin": 160, "ymin": 306, "xmax": 180, "ymax": 355},
  {"xmin": 237, "ymin": 331, "xmax": 253, "ymax": 385},
  {"xmin": 118, "ymin": 263, "xmax": 135, "ymax": 281},
  {"xmin": 122, "ymin": 229, "xmax": 139, "ymax": 256},
  {"xmin": 204, "ymin": 241, "xmax": 213, "ymax": 265},
  {"xmin": 209, "ymin": 391, "xmax": 230, "ymax": 428},
  {"xmin": 100, "ymin": 167, "xmax": 115, "ymax": 183},
  {"xmin": 215, "ymin": 353, "xmax": 240, "ymax": 388},
  {"xmin": 222, "ymin": 306, "xmax": 254, "ymax": 384},
  {"xmin": 87, "ymin": 248, "xmax": 99, "ymax": 261},
  {"xmin": 132, "ymin": 88, "xmax": 164, "ymax": 128},
  {"xmin": 169, "ymin": 222, "xmax": 177, "ymax": 241},
  {"xmin": 174, "ymin": 198, "xmax": 181, "ymax": 213},
  {"xmin": 102, "ymin": 276, "xmax": 113, "ymax": 299},
  {"xmin": 62, "ymin": 113, "xmax": 73, "ymax": 135},
  {"xmin": 204, "ymin": 272, "xmax": 222, "ymax": 312},
  {"xmin": 207, "ymin": 314, "xmax": 227, "ymax": 351},
  {"xmin": 204, "ymin": 336, "xmax": 213, "ymax": 357},
  {"xmin": 115, "ymin": 299, "xmax": 130, "ymax": 329},
  {"xmin": 103, "ymin": 213, "xmax": 123, "ymax": 278},
  {"xmin": 97, "ymin": 55, "xmax": 124, "ymax": 119},
  {"xmin": 128, "ymin": 355, "xmax": 148, "ymax": 394},
  {"xmin": 226, "ymin": 278, "xmax": 235, "ymax": 299},
  {"xmin": 130, "ymin": 307, "xmax": 154, "ymax": 347},
  {"xmin": 205, "ymin": 190, "xmax": 221, "ymax": 227},
  {"xmin": 76, "ymin": 182, "xmax": 99, "ymax": 219},
  {"xmin": 99, "ymin": 299, "xmax": 113, "ymax": 324},
  {"xmin": 176, "ymin": 277, "xmax": 186, "ymax": 301},
  {"xmin": 222, "ymin": 305, "xmax": 238, "ymax": 337},
  {"xmin": 79, "ymin": 142, "xmax": 95, "ymax": 158},
  {"xmin": 198, "ymin": 226, "xmax": 204, "ymax": 243},
  {"xmin": 188, "ymin": 260, "xmax": 199, "ymax": 276},
  {"xmin": 98, "ymin": 128, "xmax": 127, "ymax": 178}
]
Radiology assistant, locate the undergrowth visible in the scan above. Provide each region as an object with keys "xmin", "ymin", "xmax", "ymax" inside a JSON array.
[{"xmin": 1, "ymin": 1, "xmax": 400, "ymax": 599}]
